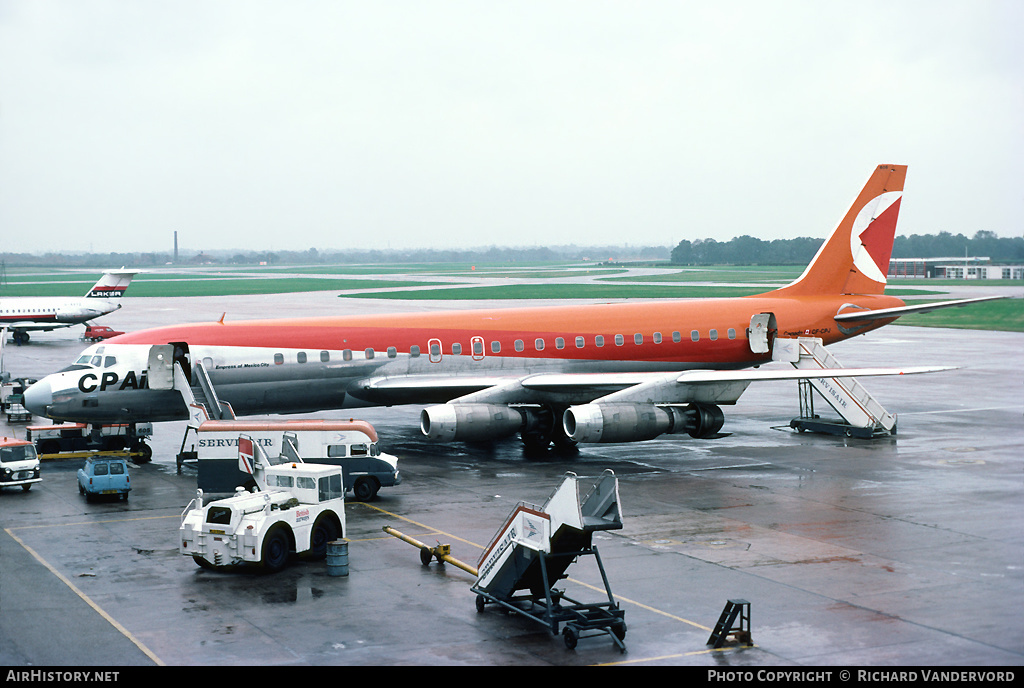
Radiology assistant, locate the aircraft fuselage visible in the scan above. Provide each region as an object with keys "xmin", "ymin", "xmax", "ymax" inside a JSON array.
[{"xmin": 24, "ymin": 293, "xmax": 902, "ymax": 424}]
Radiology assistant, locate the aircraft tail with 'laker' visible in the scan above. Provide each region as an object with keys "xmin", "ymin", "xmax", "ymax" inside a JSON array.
[
  {"xmin": 85, "ymin": 269, "xmax": 139, "ymax": 299},
  {"xmin": 770, "ymin": 164, "xmax": 907, "ymax": 297}
]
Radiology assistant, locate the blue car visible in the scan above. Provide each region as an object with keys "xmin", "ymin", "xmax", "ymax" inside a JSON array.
[{"xmin": 77, "ymin": 456, "xmax": 131, "ymax": 501}]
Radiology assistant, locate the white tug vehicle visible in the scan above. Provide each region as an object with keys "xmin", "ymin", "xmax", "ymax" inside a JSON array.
[{"xmin": 180, "ymin": 433, "xmax": 346, "ymax": 572}]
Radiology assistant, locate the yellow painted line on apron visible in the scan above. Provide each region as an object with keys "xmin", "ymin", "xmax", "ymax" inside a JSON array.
[
  {"xmin": 4, "ymin": 527, "xmax": 165, "ymax": 666},
  {"xmin": 357, "ymin": 501, "xmax": 713, "ymax": 631}
]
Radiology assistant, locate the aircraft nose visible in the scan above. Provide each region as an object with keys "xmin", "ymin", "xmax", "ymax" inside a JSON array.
[{"xmin": 23, "ymin": 379, "xmax": 52, "ymax": 416}]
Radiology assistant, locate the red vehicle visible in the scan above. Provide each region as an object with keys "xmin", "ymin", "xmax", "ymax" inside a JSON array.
[{"xmin": 82, "ymin": 325, "xmax": 124, "ymax": 342}]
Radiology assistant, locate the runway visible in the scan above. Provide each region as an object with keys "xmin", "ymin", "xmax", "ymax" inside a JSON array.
[{"xmin": 1, "ymin": 292, "xmax": 1022, "ymax": 667}]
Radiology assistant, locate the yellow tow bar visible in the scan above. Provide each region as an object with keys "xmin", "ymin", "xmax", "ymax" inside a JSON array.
[{"xmin": 382, "ymin": 525, "xmax": 478, "ymax": 576}]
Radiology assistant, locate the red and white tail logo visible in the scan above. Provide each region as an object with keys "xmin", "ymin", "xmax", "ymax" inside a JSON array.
[
  {"xmin": 770, "ymin": 164, "xmax": 907, "ymax": 297},
  {"xmin": 86, "ymin": 270, "xmax": 138, "ymax": 299}
]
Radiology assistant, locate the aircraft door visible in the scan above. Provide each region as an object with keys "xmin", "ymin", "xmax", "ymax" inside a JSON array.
[
  {"xmin": 146, "ymin": 345, "xmax": 176, "ymax": 390},
  {"xmin": 747, "ymin": 313, "xmax": 777, "ymax": 354}
]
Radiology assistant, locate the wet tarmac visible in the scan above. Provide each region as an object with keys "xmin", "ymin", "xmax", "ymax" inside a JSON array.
[{"xmin": 1, "ymin": 292, "xmax": 1022, "ymax": 667}]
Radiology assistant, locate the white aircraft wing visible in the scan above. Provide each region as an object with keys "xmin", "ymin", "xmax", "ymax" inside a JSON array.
[{"xmin": 359, "ymin": 365, "xmax": 954, "ymax": 407}]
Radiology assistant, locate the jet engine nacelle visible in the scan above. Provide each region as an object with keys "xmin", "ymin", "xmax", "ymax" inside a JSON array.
[
  {"xmin": 420, "ymin": 403, "xmax": 524, "ymax": 442},
  {"xmin": 563, "ymin": 402, "xmax": 725, "ymax": 443}
]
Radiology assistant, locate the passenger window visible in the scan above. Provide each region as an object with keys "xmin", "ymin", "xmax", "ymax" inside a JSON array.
[
  {"xmin": 555, "ymin": 338, "xmax": 564, "ymax": 349},
  {"xmin": 386, "ymin": 346, "xmax": 397, "ymax": 358},
  {"xmin": 575, "ymin": 336, "xmax": 585, "ymax": 349},
  {"xmin": 653, "ymin": 332, "xmax": 662, "ymax": 344},
  {"xmin": 274, "ymin": 353, "xmax": 284, "ymax": 365},
  {"xmin": 595, "ymin": 335, "xmax": 605, "ymax": 347},
  {"xmin": 709, "ymin": 329, "xmax": 718, "ymax": 341},
  {"xmin": 672, "ymin": 331, "xmax": 682, "ymax": 343},
  {"xmin": 429, "ymin": 342, "xmax": 441, "ymax": 357},
  {"xmin": 410, "ymin": 345, "xmax": 420, "ymax": 357},
  {"xmin": 634, "ymin": 333, "xmax": 643, "ymax": 345},
  {"xmin": 365, "ymin": 348, "xmax": 374, "ymax": 359},
  {"xmin": 343, "ymin": 349, "xmax": 352, "ymax": 361},
  {"xmin": 728, "ymin": 328, "xmax": 737, "ymax": 339},
  {"xmin": 514, "ymin": 340, "xmax": 524, "ymax": 352},
  {"xmin": 472, "ymin": 339, "xmax": 484, "ymax": 356},
  {"xmin": 535, "ymin": 338, "xmax": 545, "ymax": 351},
  {"xmin": 491, "ymin": 341, "xmax": 501, "ymax": 353},
  {"xmin": 615, "ymin": 335, "xmax": 624, "ymax": 346},
  {"xmin": 452, "ymin": 343, "xmax": 462, "ymax": 355},
  {"xmin": 691, "ymin": 330, "xmax": 700, "ymax": 342},
  {"xmin": 320, "ymin": 351, "xmax": 330, "ymax": 362},
  {"xmin": 297, "ymin": 352, "xmax": 307, "ymax": 363}
]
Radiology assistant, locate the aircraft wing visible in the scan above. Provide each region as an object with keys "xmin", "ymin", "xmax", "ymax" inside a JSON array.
[
  {"xmin": 360, "ymin": 365, "xmax": 953, "ymax": 408},
  {"xmin": 834, "ymin": 295, "xmax": 1007, "ymax": 322},
  {"xmin": 1, "ymin": 321, "xmax": 70, "ymax": 333}
]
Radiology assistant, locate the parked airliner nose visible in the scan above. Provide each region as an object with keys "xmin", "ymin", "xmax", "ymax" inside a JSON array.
[{"xmin": 22, "ymin": 379, "xmax": 52, "ymax": 416}]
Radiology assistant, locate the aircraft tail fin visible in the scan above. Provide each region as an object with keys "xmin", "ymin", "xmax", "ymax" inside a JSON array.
[
  {"xmin": 86, "ymin": 269, "xmax": 138, "ymax": 298},
  {"xmin": 770, "ymin": 164, "xmax": 907, "ymax": 296}
]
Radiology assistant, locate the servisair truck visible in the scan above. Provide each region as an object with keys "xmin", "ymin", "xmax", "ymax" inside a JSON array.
[{"xmin": 192, "ymin": 419, "xmax": 400, "ymax": 501}]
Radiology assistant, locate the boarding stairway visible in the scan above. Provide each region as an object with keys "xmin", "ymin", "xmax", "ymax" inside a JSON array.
[
  {"xmin": 773, "ymin": 337, "xmax": 897, "ymax": 438},
  {"xmin": 471, "ymin": 470, "xmax": 628, "ymax": 651},
  {"xmin": 173, "ymin": 360, "xmax": 236, "ymax": 424}
]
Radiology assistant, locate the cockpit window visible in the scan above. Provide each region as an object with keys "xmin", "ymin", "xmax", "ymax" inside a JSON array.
[{"xmin": 104, "ymin": 356, "xmax": 117, "ymax": 368}]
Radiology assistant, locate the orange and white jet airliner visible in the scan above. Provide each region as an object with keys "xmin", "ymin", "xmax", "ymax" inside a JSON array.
[{"xmin": 23, "ymin": 165, "xmax": 999, "ymax": 447}]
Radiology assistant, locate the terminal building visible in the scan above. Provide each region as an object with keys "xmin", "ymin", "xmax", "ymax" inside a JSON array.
[{"xmin": 888, "ymin": 257, "xmax": 1024, "ymax": 280}]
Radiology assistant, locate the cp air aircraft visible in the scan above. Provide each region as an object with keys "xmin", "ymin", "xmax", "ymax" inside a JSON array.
[
  {"xmin": 23, "ymin": 166, "xmax": 999, "ymax": 448},
  {"xmin": 1, "ymin": 270, "xmax": 137, "ymax": 345}
]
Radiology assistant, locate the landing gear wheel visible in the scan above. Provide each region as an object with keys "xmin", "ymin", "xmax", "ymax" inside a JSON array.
[{"xmin": 131, "ymin": 442, "xmax": 153, "ymax": 464}]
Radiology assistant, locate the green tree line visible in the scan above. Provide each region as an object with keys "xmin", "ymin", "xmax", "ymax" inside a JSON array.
[{"xmin": 670, "ymin": 231, "xmax": 1024, "ymax": 265}]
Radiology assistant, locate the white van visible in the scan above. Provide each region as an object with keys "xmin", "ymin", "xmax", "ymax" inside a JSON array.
[{"xmin": 194, "ymin": 419, "xmax": 400, "ymax": 501}]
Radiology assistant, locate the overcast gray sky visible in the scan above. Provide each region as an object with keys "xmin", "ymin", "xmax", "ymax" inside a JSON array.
[{"xmin": 1, "ymin": 1, "xmax": 1021, "ymax": 255}]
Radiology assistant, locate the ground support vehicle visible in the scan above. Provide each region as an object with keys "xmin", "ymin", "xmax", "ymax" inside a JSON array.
[
  {"xmin": 185, "ymin": 419, "xmax": 399, "ymax": 501},
  {"xmin": 387, "ymin": 470, "xmax": 627, "ymax": 651},
  {"xmin": 81, "ymin": 325, "xmax": 125, "ymax": 342},
  {"xmin": 0, "ymin": 436, "xmax": 42, "ymax": 492},
  {"xmin": 27, "ymin": 422, "xmax": 153, "ymax": 462},
  {"xmin": 180, "ymin": 435, "xmax": 346, "ymax": 572},
  {"xmin": 77, "ymin": 455, "xmax": 131, "ymax": 501},
  {"xmin": 2, "ymin": 378, "xmax": 36, "ymax": 422}
]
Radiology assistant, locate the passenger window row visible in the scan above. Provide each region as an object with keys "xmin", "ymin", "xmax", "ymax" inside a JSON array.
[{"xmin": 271, "ymin": 328, "xmax": 739, "ymax": 365}]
